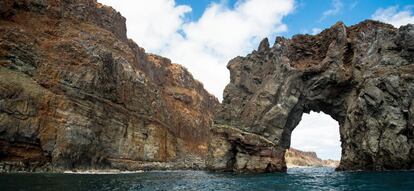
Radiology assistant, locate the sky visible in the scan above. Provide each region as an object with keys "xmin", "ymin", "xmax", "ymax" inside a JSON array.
[{"xmin": 97, "ymin": 0, "xmax": 414, "ymax": 160}]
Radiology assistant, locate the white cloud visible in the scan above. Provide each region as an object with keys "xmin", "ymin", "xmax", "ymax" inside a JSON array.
[
  {"xmin": 98, "ymin": 0, "xmax": 191, "ymax": 52},
  {"xmin": 320, "ymin": 0, "xmax": 343, "ymax": 21},
  {"xmin": 372, "ymin": 6, "xmax": 414, "ymax": 27},
  {"xmin": 311, "ymin": 27, "xmax": 322, "ymax": 35},
  {"xmin": 290, "ymin": 112, "xmax": 341, "ymax": 160},
  {"xmin": 98, "ymin": 0, "xmax": 295, "ymax": 99}
]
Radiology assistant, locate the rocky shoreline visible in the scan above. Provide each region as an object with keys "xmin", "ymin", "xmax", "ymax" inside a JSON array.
[
  {"xmin": 1, "ymin": 147, "xmax": 341, "ymax": 173},
  {"xmin": 0, "ymin": 154, "xmax": 206, "ymax": 173}
]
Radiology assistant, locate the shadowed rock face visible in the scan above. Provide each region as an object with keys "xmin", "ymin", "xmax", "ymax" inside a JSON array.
[
  {"xmin": 0, "ymin": 0, "xmax": 218, "ymax": 172},
  {"xmin": 207, "ymin": 21, "xmax": 414, "ymax": 172}
]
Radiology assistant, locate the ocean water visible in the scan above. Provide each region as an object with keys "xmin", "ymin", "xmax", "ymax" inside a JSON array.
[{"xmin": 0, "ymin": 167, "xmax": 413, "ymax": 191}]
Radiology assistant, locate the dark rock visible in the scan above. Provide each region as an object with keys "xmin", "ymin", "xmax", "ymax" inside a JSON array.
[
  {"xmin": 207, "ymin": 20, "xmax": 414, "ymax": 172},
  {"xmin": 258, "ymin": 38, "xmax": 270, "ymax": 52}
]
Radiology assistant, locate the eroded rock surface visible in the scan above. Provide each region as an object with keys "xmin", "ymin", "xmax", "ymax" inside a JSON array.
[
  {"xmin": 207, "ymin": 21, "xmax": 414, "ymax": 172},
  {"xmin": 0, "ymin": 0, "xmax": 218, "ymax": 172}
]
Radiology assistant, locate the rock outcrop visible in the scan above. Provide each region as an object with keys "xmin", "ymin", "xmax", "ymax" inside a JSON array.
[
  {"xmin": 207, "ymin": 21, "xmax": 414, "ymax": 172},
  {"xmin": 285, "ymin": 148, "xmax": 339, "ymax": 168},
  {"xmin": 0, "ymin": 0, "xmax": 218, "ymax": 172}
]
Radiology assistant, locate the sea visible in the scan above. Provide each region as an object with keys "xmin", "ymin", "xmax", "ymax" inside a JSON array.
[{"xmin": 0, "ymin": 167, "xmax": 413, "ymax": 191}]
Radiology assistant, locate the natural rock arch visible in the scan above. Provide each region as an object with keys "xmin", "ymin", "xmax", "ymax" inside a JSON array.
[{"xmin": 206, "ymin": 21, "xmax": 414, "ymax": 172}]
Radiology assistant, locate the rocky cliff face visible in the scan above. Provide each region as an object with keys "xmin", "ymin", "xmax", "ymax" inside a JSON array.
[
  {"xmin": 0, "ymin": 0, "xmax": 218, "ymax": 172},
  {"xmin": 285, "ymin": 148, "xmax": 339, "ymax": 168},
  {"xmin": 207, "ymin": 20, "xmax": 414, "ymax": 172}
]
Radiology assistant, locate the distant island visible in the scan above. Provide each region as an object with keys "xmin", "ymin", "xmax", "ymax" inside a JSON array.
[{"xmin": 285, "ymin": 148, "xmax": 339, "ymax": 168}]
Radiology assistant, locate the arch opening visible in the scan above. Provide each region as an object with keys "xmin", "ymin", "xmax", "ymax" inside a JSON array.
[{"xmin": 285, "ymin": 111, "xmax": 341, "ymax": 168}]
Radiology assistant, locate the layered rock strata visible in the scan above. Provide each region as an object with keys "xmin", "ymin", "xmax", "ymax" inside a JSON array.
[
  {"xmin": 0, "ymin": 0, "xmax": 218, "ymax": 172},
  {"xmin": 207, "ymin": 21, "xmax": 414, "ymax": 172}
]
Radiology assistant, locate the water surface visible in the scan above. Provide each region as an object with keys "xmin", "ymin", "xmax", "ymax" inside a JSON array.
[{"xmin": 1, "ymin": 167, "xmax": 413, "ymax": 190}]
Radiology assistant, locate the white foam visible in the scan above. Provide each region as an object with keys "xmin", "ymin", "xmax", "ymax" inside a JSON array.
[{"xmin": 63, "ymin": 170, "xmax": 144, "ymax": 174}]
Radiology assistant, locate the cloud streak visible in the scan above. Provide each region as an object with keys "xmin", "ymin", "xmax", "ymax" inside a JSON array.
[
  {"xmin": 320, "ymin": 0, "xmax": 343, "ymax": 21},
  {"xmin": 372, "ymin": 6, "xmax": 414, "ymax": 27},
  {"xmin": 311, "ymin": 27, "xmax": 322, "ymax": 35}
]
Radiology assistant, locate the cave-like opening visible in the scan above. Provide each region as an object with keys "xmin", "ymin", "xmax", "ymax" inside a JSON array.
[{"xmin": 286, "ymin": 111, "xmax": 341, "ymax": 168}]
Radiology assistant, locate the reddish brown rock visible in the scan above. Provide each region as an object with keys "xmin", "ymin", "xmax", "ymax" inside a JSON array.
[{"xmin": 0, "ymin": 0, "xmax": 218, "ymax": 172}]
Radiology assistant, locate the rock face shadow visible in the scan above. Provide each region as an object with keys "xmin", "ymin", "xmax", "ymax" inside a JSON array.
[{"xmin": 206, "ymin": 21, "xmax": 414, "ymax": 173}]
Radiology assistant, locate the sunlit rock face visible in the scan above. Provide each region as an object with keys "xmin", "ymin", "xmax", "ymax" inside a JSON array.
[
  {"xmin": 207, "ymin": 20, "xmax": 414, "ymax": 172},
  {"xmin": 0, "ymin": 0, "xmax": 218, "ymax": 172}
]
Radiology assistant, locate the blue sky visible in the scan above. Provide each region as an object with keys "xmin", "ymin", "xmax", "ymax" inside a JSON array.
[
  {"xmin": 99, "ymin": 0, "xmax": 413, "ymax": 160},
  {"xmin": 286, "ymin": 0, "xmax": 414, "ymax": 36},
  {"xmin": 176, "ymin": 0, "xmax": 414, "ymax": 38}
]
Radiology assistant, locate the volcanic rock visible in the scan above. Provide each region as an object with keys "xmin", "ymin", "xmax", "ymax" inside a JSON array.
[
  {"xmin": 0, "ymin": 0, "xmax": 218, "ymax": 172},
  {"xmin": 207, "ymin": 21, "xmax": 414, "ymax": 172}
]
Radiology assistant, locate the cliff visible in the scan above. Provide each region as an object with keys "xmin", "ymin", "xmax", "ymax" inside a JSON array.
[
  {"xmin": 207, "ymin": 20, "xmax": 414, "ymax": 172},
  {"xmin": 0, "ymin": 0, "xmax": 218, "ymax": 172},
  {"xmin": 285, "ymin": 148, "xmax": 339, "ymax": 168}
]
